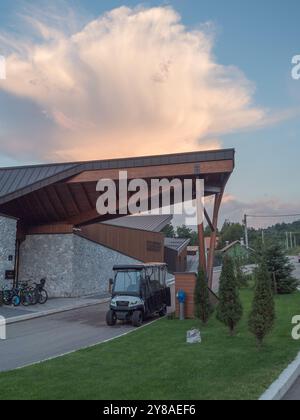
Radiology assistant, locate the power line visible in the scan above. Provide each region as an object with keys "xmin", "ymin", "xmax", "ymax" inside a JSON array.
[
  {"xmin": 243, "ymin": 213, "xmax": 300, "ymax": 249},
  {"xmin": 246, "ymin": 213, "xmax": 300, "ymax": 218}
]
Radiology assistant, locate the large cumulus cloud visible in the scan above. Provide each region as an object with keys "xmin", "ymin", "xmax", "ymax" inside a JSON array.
[{"xmin": 0, "ymin": 5, "xmax": 267, "ymax": 161}]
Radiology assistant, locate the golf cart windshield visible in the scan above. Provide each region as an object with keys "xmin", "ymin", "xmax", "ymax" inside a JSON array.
[{"xmin": 113, "ymin": 270, "xmax": 142, "ymax": 294}]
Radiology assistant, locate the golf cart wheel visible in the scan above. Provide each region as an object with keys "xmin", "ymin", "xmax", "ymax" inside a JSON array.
[
  {"xmin": 132, "ymin": 310, "xmax": 143, "ymax": 327},
  {"xmin": 159, "ymin": 306, "xmax": 167, "ymax": 317},
  {"xmin": 106, "ymin": 310, "xmax": 117, "ymax": 326}
]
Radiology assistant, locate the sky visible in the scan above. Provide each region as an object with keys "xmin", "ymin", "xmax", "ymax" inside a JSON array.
[{"xmin": 0, "ymin": 0, "xmax": 299, "ymax": 228}]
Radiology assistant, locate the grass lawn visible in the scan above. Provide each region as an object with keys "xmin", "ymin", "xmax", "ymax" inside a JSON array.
[{"xmin": 0, "ymin": 289, "xmax": 299, "ymax": 400}]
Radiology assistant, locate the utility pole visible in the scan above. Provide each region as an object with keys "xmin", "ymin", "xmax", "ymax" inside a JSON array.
[
  {"xmin": 286, "ymin": 232, "xmax": 289, "ymax": 250},
  {"xmin": 261, "ymin": 229, "xmax": 265, "ymax": 245},
  {"xmin": 243, "ymin": 214, "xmax": 249, "ymax": 249},
  {"xmin": 290, "ymin": 232, "xmax": 293, "ymax": 249}
]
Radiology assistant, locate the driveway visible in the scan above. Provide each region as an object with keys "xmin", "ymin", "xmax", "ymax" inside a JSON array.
[{"xmin": 0, "ymin": 302, "xmax": 136, "ymax": 372}]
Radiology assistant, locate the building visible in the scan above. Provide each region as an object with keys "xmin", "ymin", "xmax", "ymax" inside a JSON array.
[
  {"xmin": 0, "ymin": 149, "xmax": 235, "ymax": 295},
  {"xmin": 205, "ymin": 236, "xmax": 219, "ymax": 253},
  {"xmin": 80, "ymin": 215, "xmax": 173, "ymax": 265},
  {"xmin": 0, "ymin": 213, "xmax": 17, "ymax": 285},
  {"xmin": 164, "ymin": 237, "xmax": 190, "ymax": 273},
  {"xmin": 220, "ymin": 240, "xmax": 255, "ymax": 263},
  {"xmin": 81, "ymin": 215, "xmax": 190, "ymax": 273}
]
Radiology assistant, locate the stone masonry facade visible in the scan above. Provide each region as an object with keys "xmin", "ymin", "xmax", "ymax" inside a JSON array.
[
  {"xmin": 0, "ymin": 215, "xmax": 17, "ymax": 288},
  {"xmin": 18, "ymin": 233, "xmax": 140, "ymax": 298}
]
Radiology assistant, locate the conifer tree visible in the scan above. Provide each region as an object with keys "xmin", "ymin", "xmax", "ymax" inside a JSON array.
[
  {"xmin": 194, "ymin": 268, "xmax": 213, "ymax": 324},
  {"xmin": 249, "ymin": 261, "xmax": 275, "ymax": 348},
  {"xmin": 216, "ymin": 256, "xmax": 243, "ymax": 335},
  {"xmin": 264, "ymin": 244, "xmax": 298, "ymax": 294}
]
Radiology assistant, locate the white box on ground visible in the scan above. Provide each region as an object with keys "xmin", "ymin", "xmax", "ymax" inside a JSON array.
[{"xmin": 187, "ymin": 329, "xmax": 201, "ymax": 344}]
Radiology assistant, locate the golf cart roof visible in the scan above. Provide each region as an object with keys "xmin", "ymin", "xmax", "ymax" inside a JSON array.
[{"xmin": 113, "ymin": 263, "xmax": 167, "ymax": 271}]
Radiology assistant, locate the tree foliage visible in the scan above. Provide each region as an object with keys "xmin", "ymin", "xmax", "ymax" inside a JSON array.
[
  {"xmin": 216, "ymin": 256, "xmax": 243, "ymax": 335},
  {"xmin": 264, "ymin": 244, "xmax": 299, "ymax": 294},
  {"xmin": 249, "ymin": 260, "xmax": 275, "ymax": 347},
  {"xmin": 219, "ymin": 221, "xmax": 244, "ymax": 249},
  {"xmin": 162, "ymin": 223, "xmax": 176, "ymax": 238},
  {"xmin": 194, "ymin": 268, "xmax": 213, "ymax": 324},
  {"xmin": 176, "ymin": 225, "xmax": 199, "ymax": 246}
]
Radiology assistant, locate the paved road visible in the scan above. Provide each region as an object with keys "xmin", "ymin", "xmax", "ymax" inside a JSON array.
[
  {"xmin": 283, "ymin": 377, "xmax": 300, "ymax": 400},
  {"xmin": 282, "ymin": 257, "xmax": 300, "ymax": 400},
  {"xmin": 0, "ymin": 302, "xmax": 136, "ymax": 372}
]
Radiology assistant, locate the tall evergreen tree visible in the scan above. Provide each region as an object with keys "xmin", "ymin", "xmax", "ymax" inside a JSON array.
[
  {"xmin": 194, "ymin": 268, "xmax": 213, "ymax": 324},
  {"xmin": 216, "ymin": 256, "xmax": 243, "ymax": 335},
  {"xmin": 249, "ymin": 261, "xmax": 275, "ymax": 348},
  {"xmin": 264, "ymin": 244, "xmax": 298, "ymax": 294}
]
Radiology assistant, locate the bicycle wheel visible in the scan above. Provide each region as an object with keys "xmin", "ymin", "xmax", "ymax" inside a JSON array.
[
  {"xmin": 38, "ymin": 290, "xmax": 48, "ymax": 304},
  {"xmin": 3, "ymin": 291, "xmax": 12, "ymax": 305},
  {"xmin": 31, "ymin": 289, "xmax": 39, "ymax": 305},
  {"xmin": 12, "ymin": 295, "xmax": 21, "ymax": 307},
  {"xmin": 21, "ymin": 291, "xmax": 33, "ymax": 306}
]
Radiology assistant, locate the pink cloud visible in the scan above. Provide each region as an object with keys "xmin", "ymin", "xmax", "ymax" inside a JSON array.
[{"xmin": 0, "ymin": 5, "xmax": 270, "ymax": 161}]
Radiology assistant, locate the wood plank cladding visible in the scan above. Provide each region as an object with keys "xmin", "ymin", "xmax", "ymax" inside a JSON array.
[
  {"xmin": 80, "ymin": 223, "xmax": 165, "ymax": 263},
  {"xmin": 175, "ymin": 272, "xmax": 219, "ymax": 319},
  {"xmin": 67, "ymin": 160, "xmax": 234, "ymax": 184},
  {"xmin": 25, "ymin": 224, "xmax": 74, "ymax": 235},
  {"xmin": 175, "ymin": 273, "xmax": 197, "ymax": 319}
]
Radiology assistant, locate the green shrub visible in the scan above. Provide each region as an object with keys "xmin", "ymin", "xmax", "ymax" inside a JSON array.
[
  {"xmin": 249, "ymin": 261, "xmax": 275, "ymax": 348},
  {"xmin": 264, "ymin": 244, "xmax": 298, "ymax": 294},
  {"xmin": 216, "ymin": 256, "xmax": 243, "ymax": 336},
  {"xmin": 194, "ymin": 268, "xmax": 213, "ymax": 324}
]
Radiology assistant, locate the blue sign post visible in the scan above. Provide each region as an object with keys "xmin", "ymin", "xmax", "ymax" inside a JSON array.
[{"xmin": 176, "ymin": 289, "xmax": 186, "ymax": 321}]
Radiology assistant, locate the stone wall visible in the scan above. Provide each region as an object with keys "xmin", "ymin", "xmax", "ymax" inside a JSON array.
[
  {"xmin": 0, "ymin": 215, "xmax": 17, "ymax": 288},
  {"xmin": 72, "ymin": 234, "xmax": 140, "ymax": 297},
  {"xmin": 18, "ymin": 233, "xmax": 140, "ymax": 298},
  {"xmin": 18, "ymin": 234, "xmax": 75, "ymax": 297}
]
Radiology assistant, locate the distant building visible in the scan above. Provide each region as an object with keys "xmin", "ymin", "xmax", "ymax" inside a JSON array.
[
  {"xmin": 164, "ymin": 238, "xmax": 190, "ymax": 273},
  {"xmin": 220, "ymin": 240, "xmax": 255, "ymax": 262},
  {"xmin": 187, "ymin": 246, "xmax": 198, "ymax": 256}
]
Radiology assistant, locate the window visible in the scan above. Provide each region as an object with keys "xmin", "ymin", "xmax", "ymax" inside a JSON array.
[{"xmin": 114, "ymin": 271, "xmax": 141, "ymax": 294}]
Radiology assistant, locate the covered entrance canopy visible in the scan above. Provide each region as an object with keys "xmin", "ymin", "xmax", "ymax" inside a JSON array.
[{"xmin": 0, "ymin": 149, "xmax": 235, "ymax": 286}]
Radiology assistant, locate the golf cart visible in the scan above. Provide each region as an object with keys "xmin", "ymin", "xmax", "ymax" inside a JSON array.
[{"xmin": 106, "ymin": 263, "xmax": 171, "ymax": 327}]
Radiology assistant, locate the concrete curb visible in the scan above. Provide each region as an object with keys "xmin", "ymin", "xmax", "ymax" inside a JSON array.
[
  {"xmin": 4, "ymin": 298, "xmax": 110, "ymax": 325},
  {"xmin": 259, "ymin": 351, "xmax": 300, "ymax": 400}
]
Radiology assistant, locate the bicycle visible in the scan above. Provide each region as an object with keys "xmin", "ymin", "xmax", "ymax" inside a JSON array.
[
  {"xmin": 31, "ymin": 278, "xmax": 48, "ymax": 305},
  {"xmin": 2, "ymin": 285, "xmax": 21, "ymax": 307},
  {"xmin": 19, "ymin": 282, "xmax": 35, "ymax": 306}
]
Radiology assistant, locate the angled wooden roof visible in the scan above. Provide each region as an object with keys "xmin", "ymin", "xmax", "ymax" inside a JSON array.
[
  {"xmin": 0, "ymin": 162, "xmax": 79, "ymax": 204},
  {"xmin": 0, "ymin": 149, "xmax": 235, "ymax": 228},
  {"xmin": 0, "ymin": 149, "xmax": 234, "ymax": 205}
]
